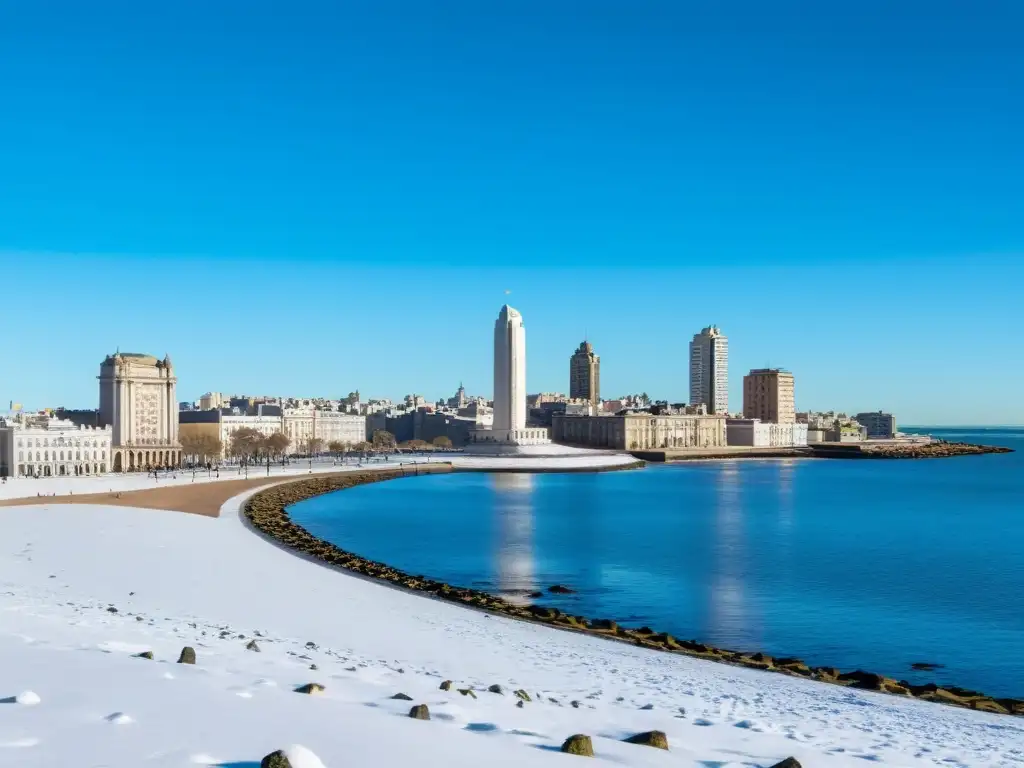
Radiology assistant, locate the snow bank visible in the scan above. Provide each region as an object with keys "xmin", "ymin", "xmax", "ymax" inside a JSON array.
[{"xmin": 0, "ymin": 488, "xmax": 1018, "ymax": 767}]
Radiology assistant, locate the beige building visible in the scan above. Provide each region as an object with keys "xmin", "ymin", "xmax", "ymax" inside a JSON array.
[
  {"xmin": 743, "ymin": 368, "xmax": 796, "ymax": 424},
  {"xmin": 569, "ymin": 340, "xmax": 600, "ymax": 406},
  {"xmin": 99, "ymin": 352, "xmax": 182, "ymax": 471},
  {"xmin": 199, "ymin": 392, "xmax": 225, "ymax": 410},
  {"xmin": 552, "ymin": 413, "xmax": 727, "ymax": 451}
]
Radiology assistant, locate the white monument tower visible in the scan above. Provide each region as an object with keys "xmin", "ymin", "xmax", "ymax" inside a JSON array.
[
  {"xmin": 469, "ymin": 304, "xmax": 550, "ymax": 450},
  {"xmin": 493, "ymin": 304, "xmax": 527, "ymax": 433}
]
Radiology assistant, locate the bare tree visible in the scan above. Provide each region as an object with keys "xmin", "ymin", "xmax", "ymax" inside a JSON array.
[
  {"xmin": 432, "ymin": 435, "xmax": 452, "ymax": 449},
  {"xmin": 371, "ymin": 430, "xmax": 396, "ymax": 452},
  {"xmin": 266, "ymin": 432, "xmax": 290, "ymax": 459},
  {"xmin": 327, "ymin": 440, "xmax": 344, "ymax": 455}
]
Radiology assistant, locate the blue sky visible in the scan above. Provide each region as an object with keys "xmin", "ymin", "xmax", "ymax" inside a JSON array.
[{"xmin": 0, "ymin": 1, "xmax": 1020, "ymax": 425}]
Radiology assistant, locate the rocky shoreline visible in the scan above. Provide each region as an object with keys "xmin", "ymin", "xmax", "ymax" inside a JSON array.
[
  {"xmin": 243, "ymin": 468, "xmax": 1023, "ymax": 717},
  {"xmin": 812, "ymin": 441, "xmax": 1013, "ymax": 459}
]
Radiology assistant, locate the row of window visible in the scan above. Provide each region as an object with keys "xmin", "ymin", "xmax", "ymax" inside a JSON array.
[
  {"xmin": 17, "ymin": 437, "xmax": 107, "ymax": 448},
  {"xmin": 18, "ymin": 450, "xmax": 107, "ymax": 461}
]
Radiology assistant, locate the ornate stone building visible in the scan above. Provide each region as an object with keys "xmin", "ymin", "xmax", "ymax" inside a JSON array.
[
  {"xmin": 0, "ymin": 415, "xmax": 112, "ymax": 478},
  {"xmin": 552, "ymin": 413, "xmax": 727, "ymax": 451},
  {"xmin": 99, "ymin": 352, "xmax": 182, "ymax": 471}
]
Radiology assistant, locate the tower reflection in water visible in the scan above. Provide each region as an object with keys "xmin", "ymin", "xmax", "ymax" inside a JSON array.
[
  {"xmin": 490, "ymin": 473, "xmax": 536, "ymax": 605},
  {"xmin": 707, "ymin": 461, "xmax": 751, "ymax": 648}
]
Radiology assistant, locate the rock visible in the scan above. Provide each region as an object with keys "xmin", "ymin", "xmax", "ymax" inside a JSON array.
[
  {"xmin": 135, "ymin": 651, "xmax": 154, "ymax": 660},
  {"xmin": 640, "ymin": 703, "xmax": 654, "ymax": 710},
  {"xmin": 246, "ymin": 640, "xmax": 261, "ymax": 652},
  {"xmin": 513, "ymin": 689, "xmax": 531, "ymax": 702},
  {"xmin": 589, "ymin": 618, "xmax": 617, "ymax": 631},
  {"xmin": 767, "ymin": 759, "xmax": 801, "ymax": 768},
  {"xmin": 408, "ymin": 704, "xmax": 430, "ymax": 720},
  {"xmin": 177, "ymin": 646, "xmax": 196, "ymax": 664},
  {"xmin": 309, "ymin": 664, "xmax": 318, "ymax": 670},
  {"xmin": 528, "ymin": 591, "xmax": 544, "ymax": 599},
  {"xmin": 294, "ymin": 683, "xmax": 325, "ymax": 695},
  {"xmin": 624, "ymin": 730, "xmax": 669, "ymax": 749},
  {"xmin": 261, "ymin": 750, "xmax": 292, "ymax": 768},
  {"xmin": 439, "ymin": 680, "xmax": 452, "ymax": 691},
  {"xmin": 635, "ymin": 626, "xmax": 654, "ymax": 635},
  {"xmin": 528, "ymin": 605, "xmax": 559, "ymax": 620},
  {"xmin": 391, "ymin": 693, "xmax": 413, "ymax": 701},
  {"xmin": 571, "ymin": 700, "xmax": 581, "ymax": 708},
  {"xmin": 561, "ymin": 734, "xmax": 594, "ymax": 757},
  {"xmin": 458, "ymin": 688, "xmax": 477, "ymax": 699},
  {"xmin": 106, "ymin": 606, "xmax": 118, "ymax": 613},
  {"xmin": 488, "ymin": 684, "xmax": 504, "ymax": 694},
  {"xmin": 516, "ymin": 700, "xmax": 524, "ymax": 708},
  {"xmin": 911, "ymin": 662, "xmax": 944, "ymax": 671},
  {"xmin": 548, "ymin": 584, "xmax": 575, "ymax": 594},
  {"xmin": 972, "ymin": 699, "xmax": 1010, "ymax": 715},
  {"xmin": 136, "ymin": 616, "xmax": 144, "ymax": 622},
  {"xmin": 838, "ymin": 670, "xmax": 885, "ymax": 690}
]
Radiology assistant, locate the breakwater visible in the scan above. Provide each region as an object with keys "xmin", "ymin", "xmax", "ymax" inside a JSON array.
[{"xmin": 244, "ymin": 468, "xmax": 1023, "ymax": 716}]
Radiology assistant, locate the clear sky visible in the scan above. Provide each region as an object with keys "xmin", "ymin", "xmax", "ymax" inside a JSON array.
[{"xmin": 0, "ymin": 1, "xmax": 1020, "ymax": 425}]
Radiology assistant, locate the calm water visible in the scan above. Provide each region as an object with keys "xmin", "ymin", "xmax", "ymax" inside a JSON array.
[{"xmin": 289, "ymin": 427, "xmax": 1024, "ymax": 697}]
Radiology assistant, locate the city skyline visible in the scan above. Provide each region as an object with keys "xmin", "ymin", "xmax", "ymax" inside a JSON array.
[{"xmin": 1, "ymin": 3, "xmax": 1021, "ymax": 425}]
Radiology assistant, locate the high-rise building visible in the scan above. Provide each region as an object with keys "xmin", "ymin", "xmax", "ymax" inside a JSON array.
[
  {"xmin": 569, "ymin": 340, "xmax": 600, "ymax": 406},
  {"xmin": 855, "ymin": 411, "xmax": 897, "ymax": 439},
  {"xmin": 493, "ymin": 304, "xmax": 527, "ymax": 433},
  {"xmin": 689, "ymin": 326, "xmax": 729, "ymax": 415},
  {"xmin": 743, "ymin": 368, "xmax": 796, "ymax": 424},
  {"xmin": 98, "ymin": 352, "xmax": 182, "ymax": 471}
]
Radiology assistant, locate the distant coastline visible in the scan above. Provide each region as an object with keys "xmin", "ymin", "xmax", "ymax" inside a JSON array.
[
  {"xmin": 630, "ymin": 440, "xmax": 1013, "ymax": 463},
  {"xmin": 243, "ymin": 469, "xmax": 1023, "ymax": 717}
]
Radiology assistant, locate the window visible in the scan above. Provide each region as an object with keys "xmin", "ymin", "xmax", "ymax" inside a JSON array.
[{"xmin": 18, "ymin": 451, "xmax": 23, "ymax": 460}]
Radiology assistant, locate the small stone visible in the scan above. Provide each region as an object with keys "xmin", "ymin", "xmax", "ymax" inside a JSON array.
[
  {"xmin": 135, "ymin": 616, "xmax": 144, "ymax": 622},
  {"xmin": 246, "ymin": 639, "xmax": 261, "ymax": 652},
  {"xmin": 571, "ymin": 700, "xmax": 581, "ymax": 708},
  {"xmin": 135, "ymin": 651, "xmax": 154, "ymax": 660},
  {"xmin": 391, "ymin": 693, "xmax": 413, "ymax": 700},
  {"xmin": 624, "ymin": 730, "xmax": 669, "ymax": 749},
  {"xmin": 309, "ymin": 664, "xmax": 318, "ymax": 671},
  {"xmin": 177, "ymin": 646, "xmax": 196, "ymax": 664},
  {"xmin": 294, "ymin": 683, "xmax": 325, "ymax": 695},
  {"xmin": 768, "ymin": 759, "xmax": 801, "ymax": 768},
  {"xmin": 513, "ymin": 689, "xmax": 531, "ymax": 702},
  {"xmin": 458, "ymin": 688, "xmax": 477, "ymax": 699},
  {"xmin": 561, "ymin": 734, "xmax": 594, "ymax": 757},
  {"xmin": 488, "ymin": 684, "xmax": 504, "ymax": 694},
  {"xmin": 106, "ymin": 606, "xmax": 118, "ymax": 613},
  {"xmin": 440, "ymin": 680, "xmax": 453, "ymax": 691},
  {"xmin": 516, "ymin": 700, "xmax": 524, "ymax": 708},
  {"xmin": 260, "ymin": 750, "xmax": 292, "ymax": 768},
  {"xmin": 409, "ymin": 704, "xmax": 430, "ymax": 720},
  {"xmin": 639, "ymin": 703, "xmax": 654, "ymax": 710}
]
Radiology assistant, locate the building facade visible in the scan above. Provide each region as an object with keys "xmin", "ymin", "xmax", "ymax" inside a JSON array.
[
  {"xmin": 726, "ymin": 418, "xmax": 808, "ymax": 447},
  {"xmin": 569, "ymin": 340, "xmax": 600, "ymax": 406},
  {"xmin": 552, "ymin": 414, "xmax": 727, "ymax": 451},
  {"xmin": 0, "ymin": 416, "xmax": 112, "ymax": 478},
  {"xmin": 283, "ymin": 408, "xmax": 366, "ymax": 451},
  {"xmin": 98, "ymin": 352, "xmax": 182, "ymax": 471},
  {"xmin": 689, "ymin": 326, "xmax": 729, "ymax": 415},
  {"xmin": 743, "ymin": 368, "xmax": 796, "ymax": 424},
  {"xmin": 855, "ymin": 411, "xmax": 897, "ymax": 439},
  {"xmin": 199, "ymin": 392, "xmax": 224, "ymax": 411}
]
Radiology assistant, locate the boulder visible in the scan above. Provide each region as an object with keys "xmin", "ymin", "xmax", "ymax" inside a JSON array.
[
  {"xmin": 528, "ymin": 605, "xmax": 559, "ymax": 620},
  {"xmin": 561, "ymin": 734, "xmax": 594, "ymax": 757},
  {"xmin": 911, "ymin": 662, "xmax": 944, "ymax": 671},
  {"xmin": 516, "ymin": 700, "xmax": 524, "ymax": 708},
  {"xmin": 548, "ymin": 584, "xmax": 575, "ymax": 594},
  {"xmin": 409, "ymin": 704, "xmax": 430, "ymax": 720},
  {"xmin": 246, "ymin": 640, "xmax": 261, "ymax": 652},
  {"xmin": 589, "ymin": 619, "xmax": 617, "ymax": 632},
  {"xmin": 624, "ymin": 730, "xmax": 669, "ymax": 749},
  {"xmin": 768, "ymin": 759, "xmax": 801, "ymax": 768},
  {"xmin": 838, "ymin": 670, "xmax": 885, "ymax": 690},
  {"xmin": 439, "ymin": 680, "xmax": 453, "ymax": 691},
  {"xmin": 260, "ymin": 750, "xmax": 292, "ymax": 768},
  {"xmin": 177, "ymin": 647, "xmax": 196, "ymax": 664},
  {"xmin": 135, "ymin": 651, "xmax": 154, "ymax": 660},
  {"xmin": 972, "ymin": 699, "xmax": 1010, "ymax": 715},
  {"xmin": 391, "ymin": 693, "xmax": 413, "ymax": 701},
  {"xmin": 294, "ymin": 683, "xmax": 325, "ymax": 695},
  {"xmin": 488, "ymin": 684, "xmax": 504, "ymax": 695},
  {"xmin": 528, "ymin": 591, "xmax": 544, "ymax": 599}
]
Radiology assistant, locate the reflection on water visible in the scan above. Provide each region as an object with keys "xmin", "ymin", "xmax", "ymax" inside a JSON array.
[
  {"xmin": 708, "ymin": 462, "xmax": 748, "ymax": 647},
  {"xmin": 491, "ymin": 474, "xmax": 536, "ymax": 603}
]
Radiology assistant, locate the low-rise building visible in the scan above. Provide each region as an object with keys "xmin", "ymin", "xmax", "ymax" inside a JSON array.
[
  {"xmin": 0, "ymin": 414, "xmax": 112, "ymax": 477},
  {"xmin": 727, "ymin": 418, "xmax": 808, "ymax": 447},
  {"xmin": 283, "ymin": 408, "xmax": 366, "ymax": 452},
  {"xmin": 552, "ymin": 413, "xmax": 726, "ymax": 451},
  {"xmin": 855, "ymin": 411, "xmax": 897, "ymax": 439}
]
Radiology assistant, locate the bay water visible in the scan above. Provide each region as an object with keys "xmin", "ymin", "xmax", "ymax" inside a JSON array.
[{"xmin": 289, "ymin": 427, "xmax": 1024, "ymax": 697}]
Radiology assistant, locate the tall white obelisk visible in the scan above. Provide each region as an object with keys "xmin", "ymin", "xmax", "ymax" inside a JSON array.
[{"xmin": 493, "ymin": 304, "xmax": 527, "ymax": 434}]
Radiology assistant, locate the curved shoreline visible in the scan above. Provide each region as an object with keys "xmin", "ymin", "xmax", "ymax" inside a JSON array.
[{"xmin": 242, "ymin": 467, "xmax": 1023, "ymax": 717}]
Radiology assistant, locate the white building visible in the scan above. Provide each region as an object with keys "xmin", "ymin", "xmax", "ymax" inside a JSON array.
[
  {"xmin": 0, "ymin": 415, "xmax": 112, "ymax": 478},
  {"xmin": 221, "ymin": 413, "xmax": 282, "ymax": 454},
  {"xmin": 283, "ymin": 408, "xmax": 366, "ymax": 452},
  {"xmin": 98, "ymin": 352, "xmax": 182, "ymax": 470},
  {"xmin": 727, "ymin": 418, "xmax": 808, "ymax": 448},
  {"xmin": 689, "ymin": 326, "xmax": 729, "ymax": 415},
  {"xmin": 470, "ymin": 304, "xmax": 549, "ymax": 447}
]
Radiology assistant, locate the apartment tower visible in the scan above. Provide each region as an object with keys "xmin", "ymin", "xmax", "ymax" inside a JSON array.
[
  {"xmin": 569, "ymin": 340, "xmax": 600, "ymax": 406},
  {"xmin": 689, "ymin": 326, "xmax": 729, "ymax": 415},
  {"xmin": 743, "ymin": 368, "xmax": 796, "ymax": 423}
]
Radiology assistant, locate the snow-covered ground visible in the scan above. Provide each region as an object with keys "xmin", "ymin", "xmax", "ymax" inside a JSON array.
[
  {"xmin": 0, "ymin": 488, "xmax": 1020, "ymax": 767},
  {"xmin": 0, "ymin": 452, "xmax": 637, "ymax": 502}
]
